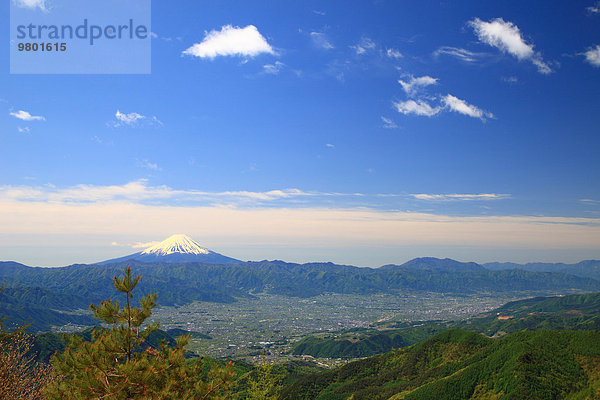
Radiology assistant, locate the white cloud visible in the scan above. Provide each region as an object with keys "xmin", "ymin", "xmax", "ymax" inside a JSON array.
[
  {"xmin": 310, "ymin": 32, "xmax": 334, "ymax": 50},
  {"xmin": 433, "ymin": 46, "xmax": 486, "ymax": 63},
  {"xmin": 469, "ymin": 18, "xmax": 552, "ymax": 74},
  {"xmin": 182, "ymin": 25, "xmax": 275, "ymax": 59},
  {"xmin": 263, "ymin": 61, "xmax": 285, "ymax": 75},
  {"xmin": 116, "ymin": 110, "xmax": 144, "ymax": 124},
  {"xmin": 17, "ymin": 127, "xmax": 30, "ymax": 133},
  {"xmin": 9, "ymin": 110, "xmax": 45, "ymax": 121},
  {"xmin": 111, "ymin": 110, "xmax": 162, "ymax": 127},
  {"xmin": 136, "ymin": 159, "xmax": 161, "ymax": 171},
  {"xmin": 398, "ymin": 75, "xmax": 438, "ymax": 96},
  {"xmin": 13, "ymin": 0, "xmax": 46, "ymax": 11},
  {"xmin": 411, "ymin": 193, "xmax": 509, "ymax": 201},
  {"xmin": 3, "ymin": 182, "xmax": 600, "ymax": 260},
  {"xmin": 1, "ymin": 189, "xmax": 599, "ymax": 260},
  {"xmin": 0, "ymin": 181, "xmax": 321, "ymax": 205},
  {"xmin": 325, "ymin": 143, "xmax": 335, "ymax": 148},
  {"xmin": 313, "ymin": 10, "xmax": 326, "ymax": 16},
  {"xmin": 351, "ymin": 37, "xmax": 376, "ymax": 55},
  {"xmin": 393, "ymin": 94, "xmax": 493, "ymax": 121},
  {"xmin": 393, "ymin": 99, "xmax": 441, "ymax": 117},
  {"xmin": 584, "ymin": 45, "xmax": 600, "ymax": 67},
  {"xmin": 386, "ymin": 48, "xmax": 403, "ymax": 59},
  {"xmin": 442, "ymin": 94, "xmax": 494, "ymax": 120},
  {"xmin": 580, "ymin": 199, "xmax": 600, "ymax": 205},
  {"xmin": 131, "ymin": 241, "xmax": 160, "ymax": 249},
  {"xmin": 381, "ymin": 116, "xmax": 398, "ymax": 129},
  {"xmin": 587, "ymin": 1, "xmax": 600, "ymax": 13}
]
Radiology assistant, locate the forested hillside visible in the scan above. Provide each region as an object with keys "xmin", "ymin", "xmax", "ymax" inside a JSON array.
[{"xmin": 283, "ymin": 329, "xmax": 600, "ymax": 400}]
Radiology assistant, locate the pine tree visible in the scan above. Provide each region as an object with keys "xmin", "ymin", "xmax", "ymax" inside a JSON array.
[
  {"xmin": 44, "ymin": 266, "xmax": 234, "ymax": 399},
  {"xmin": 246, "ymin": 354, "xmax": 282, "ymax": 400}
]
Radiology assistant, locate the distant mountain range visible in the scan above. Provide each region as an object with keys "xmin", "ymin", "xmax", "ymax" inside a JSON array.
[
  {"xmin": 1, "ymin": 235, "xmax": 600, "ymax": 332},
  {"xmin": 484, "ymin": 259, "xmax": 600, "ymax": 279}
]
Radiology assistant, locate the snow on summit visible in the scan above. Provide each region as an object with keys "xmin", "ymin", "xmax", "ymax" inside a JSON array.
[
  {"xmin": 140, "ymin": 234, "xmax": 211, "ymax": 256},
  {"xmin": 98, "ymin": 234, "xmax": 241, "ymax": 265}
]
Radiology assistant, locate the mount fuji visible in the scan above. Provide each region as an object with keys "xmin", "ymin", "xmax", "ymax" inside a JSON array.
[{"xmin": 98, "ymin": 234, "xmax": 241, "ymax": 265}]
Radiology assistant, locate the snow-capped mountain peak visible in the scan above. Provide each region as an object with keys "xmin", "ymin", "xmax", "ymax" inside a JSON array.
[{"xmin": 140, "ymin": 234, "xmax": 211, "ymax": 256}]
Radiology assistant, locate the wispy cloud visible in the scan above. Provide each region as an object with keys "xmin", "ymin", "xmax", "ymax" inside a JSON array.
[
  {"xmin": 310, "ymin": 31, "xmax": 334, "ymax": 50},
  {"xmin": 325, "ymin": 143, "xmax": 335, "ymax": 148},
  {"xmin": 182, "ymin": 25, "xmax": 275, "ymax": 59},
  {"xmin": 469, "ymin": 18, "xmax": 552, "ymax": 74},
  {"xmin": 111, "ymin": 110, "xmax": 162, "ymax": 127},
  {"xmin": 116, "ymin": 110, "xmax": 144, "ymax": 124},
  {"xmin": 136, "ymin": 159, "xmax": 161, "ymax": 171},
  {"xmin": 386, "ymin": 48, "xmax": 403, "ymax": 59},
  {"xmin": 263, "ymin": 61, "xmax": 285, "ymax": 75},
  {"xmin": 394, "ymin": 94, "xmax": 492, "ymax": 121},
  {"xmin": 381, "ymin": 116, "xmax": 398, "ymax": 129},
  {"xmin": 583, "ymin": 45, "xmax": 600, "ymax": 67},
  {"xmin": 131, "ymin": 241, "xmax": 160, "ymax": 249},
  {"xmin": 313, "ymin": 10, "xmax": 326, "ymax": 16},
  {"xmin": 587, "ymin": 1, "xmax": 600, "ymax": 14},
  {"xmin": 1, "ymin": 184, "xmax": 598, "ymax": 257},
  {"xmin": 433, "ymin": 46, "xmax": 487, "ymax": 63},
  {"xmin": 17, "ymin": 127, "xmax": 30, "ymax": 133},
  {"xmin": 442, "ymin": 94, "xmax": 494, "ymax": 121},
  {"xmin": 398, "ymin": 75, "xmax": 438, "ymax": 96},
  {"xmin": 9, "ymin": 110, "xmax": 45, "ymax": 121},
  {"xmin": 0, "ymin": 181, "xmax": 321, "ymax": 205},
  {"xmin": 13, "ymin": 0, "xmax": 46, "ymax": 11},
  {"xmin": 351, "ymin": 37, "xmax": 376, "ymax": 55},
  {"xmin": 581, "ymin": 198, "xmax": 600, "ymax": 205},
  {"xmin": 394, "ymin": 99, "xmax": 441, "ymax": 117},
  {"xmin": 411, "ymin": 193, "xmax": 509, "ymax": 201}
]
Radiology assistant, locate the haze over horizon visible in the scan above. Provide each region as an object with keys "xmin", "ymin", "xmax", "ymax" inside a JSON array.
[
  {"xmin": 1, "ymin": 1, "xmax": 599, "ymax": 266},
  {"xmin": 3, "ymin": 233, "xmax": 599, "ymax": 269}
]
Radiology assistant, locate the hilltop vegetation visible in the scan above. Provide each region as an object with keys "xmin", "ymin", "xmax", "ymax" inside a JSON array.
[
  {"xmin": 282, "ymin": 329, "xmax": 600, "ymax": 400},
  {"xmin": 292, "ymin": 325, "xmax": 446, "ymax": 359}
]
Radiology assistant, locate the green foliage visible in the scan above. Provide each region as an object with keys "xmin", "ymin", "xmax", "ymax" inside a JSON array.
[
  {"xmin": 456, "ymin": 291, "xmax": 600, "ymax": 337},
  {"xmin": 292, "ymin": 326, "xmax": 445, "ymax": 359},
  {"xmin": 30, "ymin": 327, "xmax": 181, "ymax": 364},
  {"xmin": 281, "ymin": 330, "xmax": 600, "ymax": 400},
  {"xmin": 44, "ymin": 267, "xmax": 234, "ymax": 399},
  {"xmin": 246, "ymin": 355, "xmax": 283, "ymax": 400}
]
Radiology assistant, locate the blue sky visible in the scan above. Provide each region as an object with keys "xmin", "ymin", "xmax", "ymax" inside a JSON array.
[{"xmin": 1, "ymin": 0, "xmax": 599, "ymax": 267}]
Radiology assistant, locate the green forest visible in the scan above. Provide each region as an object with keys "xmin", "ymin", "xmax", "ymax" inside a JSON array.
[{"xmin": 2, "ymin": 267, "xmax": 600, "ymax": 399}]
